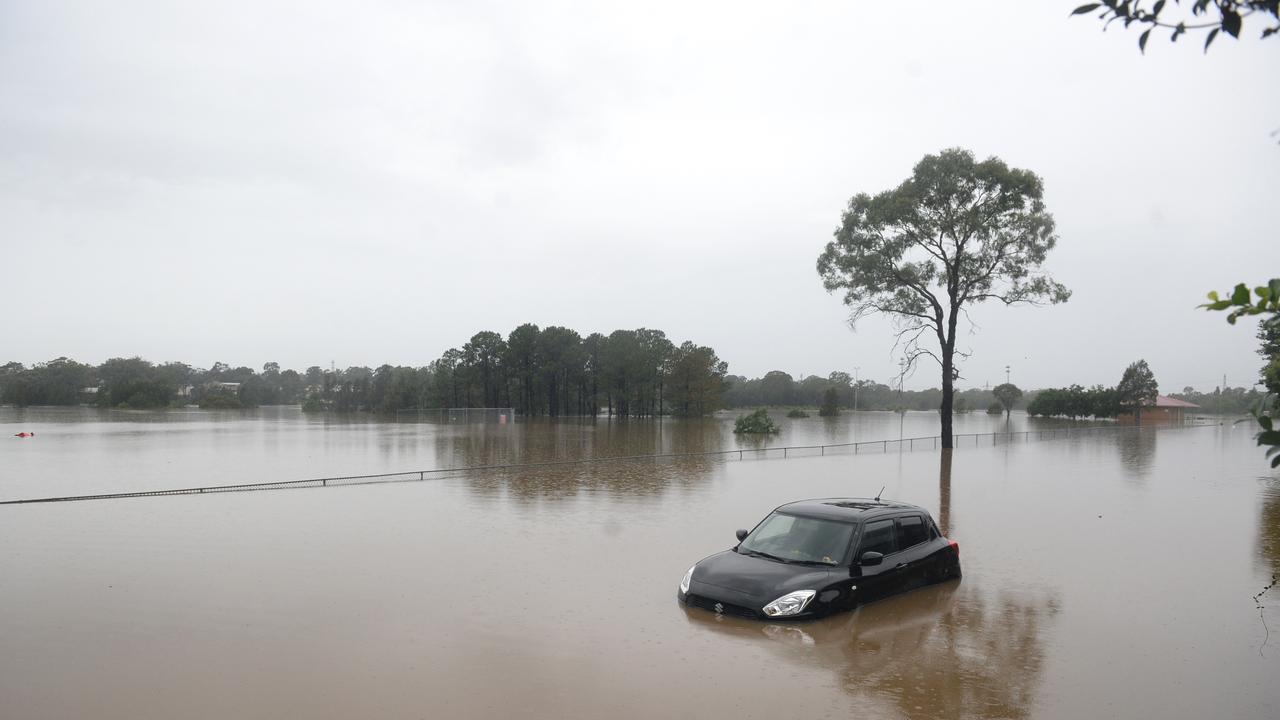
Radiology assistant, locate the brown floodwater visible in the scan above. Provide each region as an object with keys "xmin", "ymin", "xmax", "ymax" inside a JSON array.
[{"xmin": 1, "ymin": 408, "xmax": 1276, "ymax": 719}]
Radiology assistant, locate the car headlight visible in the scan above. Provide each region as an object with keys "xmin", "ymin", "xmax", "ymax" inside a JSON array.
[
  {"xmin": 762, "ymin": 589, "xmax": 816, "ymax": 617},
  {"xmin": 679, "ymin": 565, "xmax": 695, "ymax": 595}
]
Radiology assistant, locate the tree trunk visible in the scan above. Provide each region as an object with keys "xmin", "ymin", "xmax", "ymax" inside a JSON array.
[{"xmin": 940, "ymin": 351, "xmax": 954, "ymax": 449}]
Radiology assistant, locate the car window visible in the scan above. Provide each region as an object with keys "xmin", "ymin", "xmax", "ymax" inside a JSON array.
[
  {"xmin": 859, "ymin": 519, "xmax": 896, "ymax": 556},
  {"xmin": 740, "ymin": 513, "xmax": 856, "ymax": 565},
  {"xmin": 749, "ymin": 513, "xmax": 795, "ymax": 544},
  {"xmin": 897, "ymin": 515, "xmax": 928, "ymax": 549}
]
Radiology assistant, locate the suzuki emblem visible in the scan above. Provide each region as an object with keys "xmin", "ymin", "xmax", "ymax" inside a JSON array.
[{"xmin": 713, "ymin": 602, "xmax": 724, "ymax": 614}]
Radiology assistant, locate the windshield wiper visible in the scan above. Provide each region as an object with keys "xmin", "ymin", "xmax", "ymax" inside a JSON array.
[
  {"xmin": 741, "ymin": 548, "xmax": 833, "ymax": 566},
  {"xmin": 741, "ymin": 548, "xmax": 793, "ymax": 563}
]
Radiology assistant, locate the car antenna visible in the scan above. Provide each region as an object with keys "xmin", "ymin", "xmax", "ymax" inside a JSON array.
[{"xmin": 874, "ymin": 486, "xmax": 885, "ymax": 502}]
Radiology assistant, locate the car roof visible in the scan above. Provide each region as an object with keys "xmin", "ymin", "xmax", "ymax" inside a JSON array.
[{"xmin": 774, "ymin": 497, "xmax": 929, "ymax": 522}]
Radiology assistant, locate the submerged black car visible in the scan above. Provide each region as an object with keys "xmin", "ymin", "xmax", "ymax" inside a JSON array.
[{"xmin": 678, "ymin": 498, "xmax": 960, "ymax": 620}]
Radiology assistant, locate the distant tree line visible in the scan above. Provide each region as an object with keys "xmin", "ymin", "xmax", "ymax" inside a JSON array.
[
  {"xmin": 0, "ymin": 325, "xmax": 729, "ymax": 417},
  {"xmin": 722, "ymin": 370, "xmax": 1008, "ymax": 413},
  {"xmin": 0, "ymin": 357, "xmax": 306, "ymax": 410}
]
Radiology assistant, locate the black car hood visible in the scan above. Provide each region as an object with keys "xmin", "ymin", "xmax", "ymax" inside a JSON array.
[{"xmin": 690, "ymin": 549, "xmax": 835, "ymax": 607}]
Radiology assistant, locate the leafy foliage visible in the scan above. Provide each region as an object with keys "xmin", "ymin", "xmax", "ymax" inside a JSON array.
[
  {"xmin": 817, "ymin": 148, "xmax": 1069, "ymax": 448},
  {"xmin": 786, "ymin": 408, "xmax": 810, "ymax": 418},
  {"xmin": 987, "ymin": 401, "xmax": 1005, "ymax": 415},
  {"xmin": 1201, "ymin": 280, "xmax": 1280, "ymax": 325},
  {"xmin": 734, "ymin": 408, "xmax": 780, "ymax": 434},
  {"xmin": 1027, "ymin": 384, "xmax": 1121, "ymax": 419},
  {"xmin": 1202, "ymin": 279, "xmax": 1280, "ymax": 467},
  {"xmin": 1071, "ymin": 1, "xmax": 1279, "ymax": 52}
]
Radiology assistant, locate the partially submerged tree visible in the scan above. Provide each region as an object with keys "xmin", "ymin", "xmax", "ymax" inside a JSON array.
[
  {"xmin": 817, "ymin": 148, "xmax": 1070, "ymax": 449},
  {"xmin": 993, "ymin": 382, "xmax": 1023, "ymax": 418},
  {"xmin": 818, "ymin": 387, "xmax": 841, "ymax": 417},
  {"xmin": 1116, "ymin": 359, "xmax": 1160, "ymax": 424},
  {"xmin": 734, "ymin": 408, "xmax": 780, "ymax": 434}
]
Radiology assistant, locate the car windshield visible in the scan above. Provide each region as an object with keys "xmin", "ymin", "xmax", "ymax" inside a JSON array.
[{"xmin": 738, "ymin": 512, "xmax": 856, "ymax": 565}]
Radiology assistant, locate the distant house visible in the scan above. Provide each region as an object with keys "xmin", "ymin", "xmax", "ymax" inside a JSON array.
[
  {"xmin": 204, "ymin": 382, "xmax": 241, "ymax": 394},
  {"xmin": 1118, "ymin": 395, "xmax": 1199, "ymax": 425}
]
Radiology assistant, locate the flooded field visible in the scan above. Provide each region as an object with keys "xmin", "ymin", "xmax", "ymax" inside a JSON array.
[{"xmin": 2, "ymin": 408, "xmax": 1277, "ymax": 719}]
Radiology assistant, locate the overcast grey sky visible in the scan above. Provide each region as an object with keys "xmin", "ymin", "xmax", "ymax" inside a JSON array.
[{"xmin": 2, "ymin": 1, "xmax": 1276, "ymax": 391}]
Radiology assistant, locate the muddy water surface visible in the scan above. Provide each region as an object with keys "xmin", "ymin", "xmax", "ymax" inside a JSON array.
[{"xmin": 1, "ymin": 409, "xmax": 1276, "ymax": 719}]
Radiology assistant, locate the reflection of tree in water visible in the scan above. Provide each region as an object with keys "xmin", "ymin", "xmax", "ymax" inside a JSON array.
[
  {"xmin": 852, "ymin": 589, "xmax": 1059, "ymax": 720},
  {"xmin": 939, "ymin": 450, "xmax": 953, "ymax": 537},
  {"xmin": 438, "ymin": 418, "xmax": 734, "ymax": 504},
  {"xmin": 1115, "ymin": 429, "xmax": 1157, "ymax": 480},
  {"xmin": 1258, "ymin": 480, "xmax": 1280, "ymax": 578},
  {"xmin": 683, "ymin": 582, "xmax": 1059, "ymax": 720}
]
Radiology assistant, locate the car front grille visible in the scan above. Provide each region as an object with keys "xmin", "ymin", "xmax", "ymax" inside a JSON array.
[{"xmin": 685, "ymin": 593, "xmax": 759, "ymax": 619}]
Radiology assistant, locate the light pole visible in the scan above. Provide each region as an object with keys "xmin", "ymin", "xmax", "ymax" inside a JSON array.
[{"xmin": 1005, "ymin": 365, "xmax": 1010, "ymax": 385}]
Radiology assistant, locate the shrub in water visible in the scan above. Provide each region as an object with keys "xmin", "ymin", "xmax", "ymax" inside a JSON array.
[
  {"xmin": 734, "ymin": 408, "xmax": 780, "ymax": 434},
  {"xmin": 786, "ymin": 409, "xmax": 810, "ymax": 418}
]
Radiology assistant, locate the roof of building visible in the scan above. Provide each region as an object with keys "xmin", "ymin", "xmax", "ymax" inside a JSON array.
[{"xmin": 1154, "ymin": 394, "xmax": 1199, "ymax": 408}]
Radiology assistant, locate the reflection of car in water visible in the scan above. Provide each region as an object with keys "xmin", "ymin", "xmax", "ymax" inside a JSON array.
[
  {"xmin": 678, "ymin": 498, "xmax": 960, "ymax": 620},
  {"xmin": 681, "ymin": 579, "xmax": 960, "ymax": 655}
]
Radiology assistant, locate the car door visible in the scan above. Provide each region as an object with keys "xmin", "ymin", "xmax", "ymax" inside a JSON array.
[
  {"xmin": 852, "ymin": 518, "xmax": 900, "ymax": 603},
  {"xmin": 891, "ymin": 514, "xmax": 935, "ymax": 593}
]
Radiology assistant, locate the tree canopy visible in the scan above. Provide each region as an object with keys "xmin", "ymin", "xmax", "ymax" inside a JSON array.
[
  {"xmin": 817, "ymin": 148, "xmax": 1070, "ymax": 448},
  {"xmin": 1116, "ymin": 359, "xmax": 1160, "ymax": 422},
  {"xmin": 993, "ymin": 383, "xmax": 1024, "ymax": 417}
]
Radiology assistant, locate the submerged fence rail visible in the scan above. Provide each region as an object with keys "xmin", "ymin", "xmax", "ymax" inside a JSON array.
[{"xmin": 0, "ymin": 421, "xmax": 1216, "ymax": 506}]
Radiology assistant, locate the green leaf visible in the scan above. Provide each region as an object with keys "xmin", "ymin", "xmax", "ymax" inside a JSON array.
[
  {"xmin": 1138, "ymin": 28, "xmax": 1152, "ymax": 53},
  {"xmin": 1232, "ymin": 283, "xmax": 1251, "ymax": 305},
  {"xmin": 1222, "ymin": 10, "xmax": 1242, "ymax": 39},
  {"xmin": 1207, "ymin": 290, "xmax": 1220, "ymax": 301},
  {"xmin": 1204, "ymin": 27, "xmax": 1219, "ymax": 52},
  {"xmin": 1071, "ymin": 3, "xmax": 1102, "ymax": 14},
  {"xmin": 1268, "ymin": 279, "xmax": 1280, "ymax": 298}
]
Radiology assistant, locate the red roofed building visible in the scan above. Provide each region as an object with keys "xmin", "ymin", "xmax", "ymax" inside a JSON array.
[{"xmin": 1118, "ymin": 395, "xmax": 1200, "ymax": 425}]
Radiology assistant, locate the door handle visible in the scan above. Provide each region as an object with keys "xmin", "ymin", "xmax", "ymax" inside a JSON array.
[{"xmin": 894, "ymin": 563, "xmax": 908, "ymax": 569}]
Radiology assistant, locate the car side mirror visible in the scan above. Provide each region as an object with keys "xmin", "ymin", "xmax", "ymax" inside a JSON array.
[
  {"xmin": 860, "ymin": 551, "xmax": 884, "ymax": 566},
  {"xmin": 735, "ymin": 529, "xmax": 749, "ymax": 542}
]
